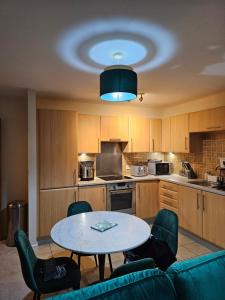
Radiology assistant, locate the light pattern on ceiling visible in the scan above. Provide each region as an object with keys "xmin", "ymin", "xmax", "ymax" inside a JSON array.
[{"xmin": 57, "ymin": 18, "xmax": 178, "ymax": 74}]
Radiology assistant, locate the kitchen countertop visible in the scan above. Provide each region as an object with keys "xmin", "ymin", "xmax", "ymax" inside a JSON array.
[{"xmin": 78, "ymin": 174, "xmax": 225, "ymax": 196}]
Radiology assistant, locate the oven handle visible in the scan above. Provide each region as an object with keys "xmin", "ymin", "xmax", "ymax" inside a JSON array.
[{"xmin": 109, "ymin": 189, "xmax": 134, "ymax": 195}]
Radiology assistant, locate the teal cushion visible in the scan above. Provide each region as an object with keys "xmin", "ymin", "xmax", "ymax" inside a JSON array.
[
  {"xmin": 167, "ymin": 250, "xmax": 225, "ymax": 300},
  {"xmin": 47, "ymin": 269, "xmax": 176, "ymax": 300}
]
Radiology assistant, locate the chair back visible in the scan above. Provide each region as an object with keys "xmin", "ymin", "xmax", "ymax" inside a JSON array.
[
  {"xmin": 67, "ymin": 201, "xmax": 92, "ymax": 217},
  {"xmin": 151, "ymin": 209, "xmax": 178, "ymax": 256},
  {"xmin": 14, "ymin": 230, "xmax": 39, "ymax": 292}
]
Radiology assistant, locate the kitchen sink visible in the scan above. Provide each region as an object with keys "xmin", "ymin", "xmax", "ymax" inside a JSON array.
[{"xmin": 188, "ymin": 180, "xmax": 212, "ymax": 187}]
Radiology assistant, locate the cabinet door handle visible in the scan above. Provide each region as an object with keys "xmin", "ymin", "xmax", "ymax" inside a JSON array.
[
  {"xmin": 131, "ymin": 138, "xmax": 133, "ymax": 152},
  {"xmin": 73, "ymin": 169, "xmax": 77, "ymax": 184},
  {"xmin": 206, "ymin": 126, "xmax": 221, "ymax": 129},
  {"xmin": 184, "ymin": 137, "xmax": 188, "ymax": 150},
  {"xmin": 202, "ymin": 194, "xmax": 205, "ymax": 211},
  {"xmin": 152, "ymin": 139, "xmax": 155, "ymax": 152},
  {"xmin": 74, "ymin": 191, "xmax": 77, "ymax": 202},
  {"xmin": 98, "ymin": 138, "xmax": 100, "ymax": 153},
  {"xmin": 196, "ymin": 193, "xmax": 199, "ymax": 209}
]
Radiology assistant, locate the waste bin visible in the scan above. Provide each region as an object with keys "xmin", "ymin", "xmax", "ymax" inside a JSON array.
[{"xmin": 6, "ymin": 200, "xmax": 27, "ymax": 246}]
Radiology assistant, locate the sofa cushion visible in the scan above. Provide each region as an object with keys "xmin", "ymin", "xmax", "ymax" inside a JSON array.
[
  {"xmin": 167, "ymin": 250, "xmax": 225, "ymax": 300},
  {"xmin": 47, "ymin": 268, "xmax": 176, "ymax": 300}
]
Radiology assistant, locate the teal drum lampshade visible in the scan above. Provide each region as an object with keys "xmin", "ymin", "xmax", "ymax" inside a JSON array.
[{"xmin": 100, "ymin": 65, "xmax": 137, "ymax": 102}]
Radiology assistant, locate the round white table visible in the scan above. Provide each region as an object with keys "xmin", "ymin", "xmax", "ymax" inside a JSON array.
[{"xmin": 51, "ymin": 211, "xmax": 151, "ymax": 281}]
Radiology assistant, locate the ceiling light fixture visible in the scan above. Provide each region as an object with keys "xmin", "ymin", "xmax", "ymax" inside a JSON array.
[{"xmin": 100, "ymin": 65, "xmax": 137, "ymax": 102}]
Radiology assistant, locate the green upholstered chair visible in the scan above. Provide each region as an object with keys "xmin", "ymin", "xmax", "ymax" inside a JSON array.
[
  {"xmin": 15, "ymin": 230, "xmax": 81, "ymax": 300},
  {"xmin": 124, "ymin": 209, "xmax": 178, "ymax": 268},
  {"xmin": 67, "ymin": 201, "xmax": 113, "ymax": 273},
  {"xmin": 151, "ymin": 209, "xmax": 178, "ymax": 256},
  {"xmin": 109, "ymin": 258, "xmax": 155, "ymax": 279}
]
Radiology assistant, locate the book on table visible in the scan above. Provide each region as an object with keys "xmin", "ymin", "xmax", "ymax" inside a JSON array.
[{"xmin": 91, "ymin": 220, "xmax": 118, "ymax": 232}]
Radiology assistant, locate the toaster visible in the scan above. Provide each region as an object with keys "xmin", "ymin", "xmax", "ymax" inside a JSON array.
[{"xmin": 130, "ymin": 164, "xmax": 148, "ymax": 177}]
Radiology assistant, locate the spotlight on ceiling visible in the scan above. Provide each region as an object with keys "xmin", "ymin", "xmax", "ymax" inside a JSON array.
[{"xmin": 100, "ymin": 65, "xmax": 137, "ymax": 102}]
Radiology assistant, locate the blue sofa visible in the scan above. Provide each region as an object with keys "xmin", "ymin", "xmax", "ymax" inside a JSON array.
[{"xmin": 48, "ymin": 251, "xmax": 225, "ymax": 300}]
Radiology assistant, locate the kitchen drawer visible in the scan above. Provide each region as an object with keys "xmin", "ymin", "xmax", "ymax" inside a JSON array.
[
  {"xmin": 160, "ymin": 188, "xmax": 178, "ymax": 200},
  {"xmin": 160, "ymin": 195, "xmax": 178, "ymax": 209},
  {"xmin": 160, "ymin": 202, "xmax": 178, "ymax": 215},
  {"xmin": 159, "ymin": 181, "xmax": 179, "ymax": 192}
]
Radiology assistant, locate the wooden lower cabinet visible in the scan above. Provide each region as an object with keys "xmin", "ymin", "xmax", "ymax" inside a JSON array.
[
  {"xmin": 136, "ymin": 181, "xmax": 159, "ymax": 219},
  {"xmin": 202, "ymin": 191, "xmax": 225, "ymax": 248},
  {"xmin": 78, "ymin": 185, "xmax": 106, "ymax": 211},
  {"xmin": 39, "ymin": 187, "xmax": 77, "ymax": 237},
  {"xmin": 179, "ymin": 186, "xmax": 202, "ymax": 237}
]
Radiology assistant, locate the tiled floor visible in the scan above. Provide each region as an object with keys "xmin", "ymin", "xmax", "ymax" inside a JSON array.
[{"xmin": 0, "ymin": 231, "xmax": 219, "ymax": 300}]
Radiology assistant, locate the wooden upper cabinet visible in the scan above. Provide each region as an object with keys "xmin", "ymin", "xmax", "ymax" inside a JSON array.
[
  {"xmin": 161, "ymin": 117, "xmax": 171, "ymax": 152},
  {"xmin": 149, "ymin": 119, "xmax": 162, "ymax": 152},
  {"xmin": 171, "ymin": 114, "xmax": 189, "ymax": 153},
  {"xmin": 202, "ymin": 191, "xmax": 225, "ymax": 248},
  {"xmin": 39, "ymin": 109, "xmax": 78, "ymax": 189},
  {"xmin": 189, "ymin": 106, "xmax": 225, "ymax": 132},
  {"xmin": 78, "ymin": 185, "xmax": 106, "ymax": 211},
  {"xmin": 100, "ymin": 115, "xmax": 129, "ymax": 141},
  {"xmin": 129, "ymin": 116, "xmax": 150, "ymax": 152},
  {"xmin": 136, "ymin": 181, "xmax": 159, "ymax": 219},
  {"xmin": 179, "ymin": 186, "xmax": 202, "ymax": 237},
  {"xmin": 78, "ymin": 114, "xmax": 100, "ymax": 153}
]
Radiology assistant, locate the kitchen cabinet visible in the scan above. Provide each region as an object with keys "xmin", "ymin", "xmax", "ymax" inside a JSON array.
[
  {"xmin": 39, "ymin": 109, "xmax": 78, "ymax": 189},
  {"xmin": 202, "ymin": 191, "xmax": 225, "ymax": 248},
  {"xmin": 39, "ymin": 187, "xmax": 77, "ymax": 237},
  {"xmin": 78, "ymin": 114, "xmax": 100, "ymax": 153},
  {"xmin": 100, "ymin": 115, "xmax": 129, "ymax": 141},
  {"xmin": 179, "ymin": 186, "xmax": 202, "ymax": 237},
  {"xmin": 171, "ymin": 114, "xmax": 189, "ymax": 153},
  {"xmin": 161, "ymin": 117, "xmax": 171, "ymax": 152},
  {"xmin": 136, "ymin": 181, "xmax": 159, "ymax": 219},
  {"xmin": 159, "ymin": 181, "xmax": 179, "ymax": 215},
  {"xmin": 149, "ymin": 119, "xmax": 162, "ymax": 152},
  {"xmin": 189, "ymin": 106, "xmax": 225, "ymax": 132},
  {"xmin": 78, "ymin": 185, "xmax": 106, "ymax": 211},
  {"xmin": 129, "ymin": 116, "xmax": 150, "ymax": 152}
]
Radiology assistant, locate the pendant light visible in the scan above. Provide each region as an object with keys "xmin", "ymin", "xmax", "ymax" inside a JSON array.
[{"xmin": 100, "ymin": 64, "xmax": 137, "ymax": 102}]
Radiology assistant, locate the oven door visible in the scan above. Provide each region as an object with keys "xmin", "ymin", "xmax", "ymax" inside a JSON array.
[{"xmin": 107, "ymin": 188, "xmax": 135, "ymax": 214}]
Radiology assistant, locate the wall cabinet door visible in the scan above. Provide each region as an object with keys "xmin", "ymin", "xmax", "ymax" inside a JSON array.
[
  {"xmin": 39, "ymin": 188, "xmax": 77, "ymax": 237},
  {"xmin": 39, "ymin": 109, "xmax": 78, "ymax": 189},
  {"xmin": 100, "ymin": 115, "xmax": 129, "ymax": 141},
  {"xmin": 202, "ymin": 191, "xmax": 225, "ymax": 248},
  {"xmin": 161, "ymin": 117, "xmax": 171, "ymax": 152},
  {"xmin": 171, "ymin": 114, "xmax": 189, "ymax": 153},
  {"xmin": 78, "ymin": 114, "xmax": 100, "ymax": 153},
  {"xmin": 129, "ymin": 117, "xmax": 150, "ymax": 152},
  {"xmin": 78, "ymin": 185, "xmax": 106, "ymax": 211},
  {"xmin": 136, "ymin": 181, "xmax": 159, "ymax": 219},
  {"xmin": 189, "ymin": 107, "xmax": 225, "ymax": 132},
  {"xmin": 179, "ymin": 186, "xmax": 202, "ymax": 237},
  {"xmin": 149, "ymin": 119, "xmax": 162, "ymax": 152}
]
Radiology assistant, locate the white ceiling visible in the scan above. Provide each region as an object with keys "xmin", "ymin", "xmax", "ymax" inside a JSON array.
[{"xmin": 0, "ymin": 0, "xmax": 225, "ymax": 107}]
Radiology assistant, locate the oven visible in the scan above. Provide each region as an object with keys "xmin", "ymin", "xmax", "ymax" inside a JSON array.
[{"xmin": 107, "ymin": 181, "xmax": 136, "ymax": 215}]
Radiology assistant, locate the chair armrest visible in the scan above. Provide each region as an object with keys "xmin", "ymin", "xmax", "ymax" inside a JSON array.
[{"xmin": 110, "ymin": 258, "xmax": 155, "ymax": 279}]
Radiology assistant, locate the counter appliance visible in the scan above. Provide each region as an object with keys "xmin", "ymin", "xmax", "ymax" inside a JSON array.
[
  {"xmin": 130, "ymin": 163, "xmax": 148, "ymax": 177},
  {"xmin": 80, "ymin": 161, "xmax": 94, "ymax": 181},
  {"xmin": 148, "ymin": 160, "xmax": 172, "ymax": 175}
]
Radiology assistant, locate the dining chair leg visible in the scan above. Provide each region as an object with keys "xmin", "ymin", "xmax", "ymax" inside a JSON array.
[
  {"xmin": 33, "ymin": 292, "xmax": 36, "ymax": 300},
  {"xmin": 94, "ymin": 255, "xmax": 98, "ymax": 267},
  {"xmin": 123, "ymin": 257, "xmax": 127, "ymax": 264},
  {"xmin": 78, "ymin": 254, "xmax": 81, "ymax": 269},
  {"xmin": 108, "ymin": 254, "xmax": 113, "ymax": 273},
  {"xmin": 70, "ymin": 251, "xmax": 74, "ymax": 259}
]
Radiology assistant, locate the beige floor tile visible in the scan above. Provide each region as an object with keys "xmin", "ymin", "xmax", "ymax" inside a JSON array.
[
  {"xmin": 177, "ymin": 245, "xmax": 196, "ymax": 260},
  {"xmin": 183, "ymin": 242, "xmax": 211, "ymax": 256},
  {"xmin": 178, "ymin": 233, "xmax": 195, "ymax": 246}
]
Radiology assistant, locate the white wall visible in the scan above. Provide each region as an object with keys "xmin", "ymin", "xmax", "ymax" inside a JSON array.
[
  {"xmin": 0, "ymin": 96, "xmax": 28, "ymax": 239},
  {"xmin": 37, "ymin": 98, "xmax": 162, "ymax": 118},
  {"xmin": 162, "ymin": 90, "xmax": 225, "ymax": 117}
]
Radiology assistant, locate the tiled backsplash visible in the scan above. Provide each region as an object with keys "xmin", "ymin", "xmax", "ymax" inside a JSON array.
[
  {"xmin": 79, "ymin": 131, "xmax": 225, "ymax": 179},
  {"xmin": 165, "ymin": 131, "xmax": 225, "ymax": 178}
]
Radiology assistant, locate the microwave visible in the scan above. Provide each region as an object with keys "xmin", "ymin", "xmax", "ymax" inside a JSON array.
[{"xmin": 148, "ymin": 161, "xmax": 172, "ymax": 175}]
